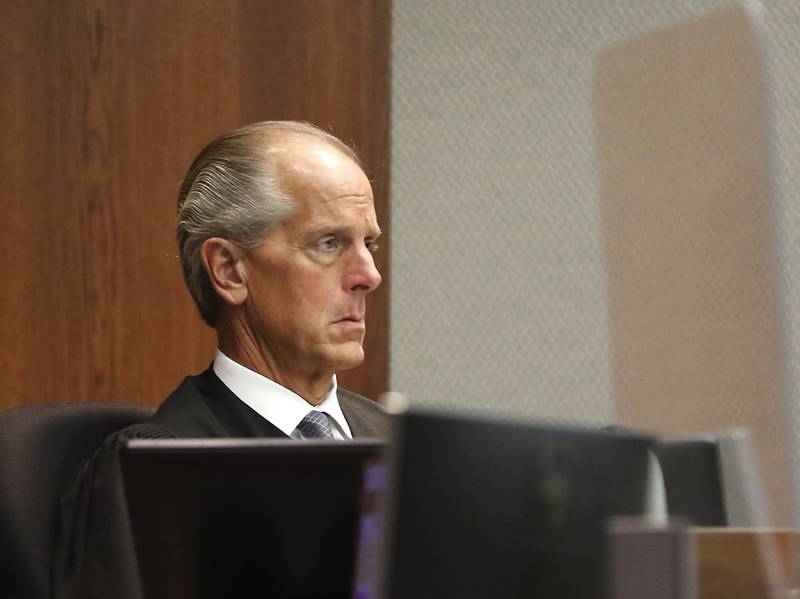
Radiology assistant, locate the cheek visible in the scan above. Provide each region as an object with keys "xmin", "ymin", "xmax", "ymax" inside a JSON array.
[{"xmin": 283, "ymin": 273, "xmax": 337, "ymax": 323}]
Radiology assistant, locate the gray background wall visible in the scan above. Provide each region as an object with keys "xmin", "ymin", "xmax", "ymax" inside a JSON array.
[{"xmin": 390, "ymin": 0, "xmax": 800, "ymax": 435}]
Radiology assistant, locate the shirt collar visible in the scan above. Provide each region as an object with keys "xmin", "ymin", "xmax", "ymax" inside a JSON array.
[{"xmin": 212, "ymin": 349, "xmax": 352, "ymax": 439}]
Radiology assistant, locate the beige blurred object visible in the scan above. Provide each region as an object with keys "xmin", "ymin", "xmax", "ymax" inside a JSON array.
[
  {"xmin": 608, "ymin": 517, "xmax": 696, "ymax": 599},
  {"xmin": 595, "ymin": 3, "xmax": 796, "ymax": 525},
  {"xmin": 377, "ymin": 391, "xmax": 410, "ymax": 414}
]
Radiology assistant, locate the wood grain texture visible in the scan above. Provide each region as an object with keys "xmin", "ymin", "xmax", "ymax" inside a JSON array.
[
  {"xmin": 693, "ymin": 528, "xmax": 800, "ymax": 599},
  {"xmin": 0, "ymin": 0, "xmax": 391, "ymax": 408}
]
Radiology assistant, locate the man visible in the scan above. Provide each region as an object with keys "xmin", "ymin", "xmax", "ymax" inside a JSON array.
[{"xmin": 53, "ymin": 121, "xmax": 389, "ymax": 598}]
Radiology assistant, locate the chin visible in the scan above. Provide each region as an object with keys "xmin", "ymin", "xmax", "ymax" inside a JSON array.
[{"xmin": 330, "ymin": 344, "xmax": 365, "ymax": 372}]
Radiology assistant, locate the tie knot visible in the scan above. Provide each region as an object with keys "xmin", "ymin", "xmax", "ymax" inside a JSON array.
[{"xmin": 295, "ymin": 411, "xmax": 334, "ymax": 439}]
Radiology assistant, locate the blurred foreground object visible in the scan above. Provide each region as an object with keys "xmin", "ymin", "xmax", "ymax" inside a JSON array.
[
  {"xmin": 595, "ymin": 1, "xmax": 797, "ymax": 526},
  {"xmin": 609, "ymin": 518, "xmax": 800, "ymax": 599}
]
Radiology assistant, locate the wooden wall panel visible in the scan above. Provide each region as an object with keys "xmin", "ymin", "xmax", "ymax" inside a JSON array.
[{"xmin": 0, "ymin": 0, "xmax": 391, "ymax": 408}]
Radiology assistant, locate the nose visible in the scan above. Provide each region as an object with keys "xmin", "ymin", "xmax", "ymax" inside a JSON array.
[{"xmin": 345, "ymin": 244, "xmax": 382, "ymax": 293}]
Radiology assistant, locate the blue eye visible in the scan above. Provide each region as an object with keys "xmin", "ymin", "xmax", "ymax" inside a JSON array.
[{"xmin": 318, "ymin": 238, "xmax": 338, "ymax": 251}]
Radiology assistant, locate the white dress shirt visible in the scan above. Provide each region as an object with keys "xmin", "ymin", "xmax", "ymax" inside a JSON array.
[{"xmin": 212, "ymin": 350, "xmax": 352, "ymax": 439}]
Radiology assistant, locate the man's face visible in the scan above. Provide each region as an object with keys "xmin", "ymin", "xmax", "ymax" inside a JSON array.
[{"xmin": 240, "ymin": 139, "xmax": 382, "ymax": 380}]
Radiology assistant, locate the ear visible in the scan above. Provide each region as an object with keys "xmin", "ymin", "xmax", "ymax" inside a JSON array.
[{"xmin": 200, "ymin": 238, "xmax": 248, "ymax": 307}]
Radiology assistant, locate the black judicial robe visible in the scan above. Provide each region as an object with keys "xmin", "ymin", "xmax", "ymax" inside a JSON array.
[{"xmin": 52, "ymin": 367, "xmax": 390, "ymax": 599}]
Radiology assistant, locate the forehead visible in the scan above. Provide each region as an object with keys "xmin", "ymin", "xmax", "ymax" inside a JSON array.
[{"xmin": 271, "ymin": 137, "xmax": 377, "ymax": 225}]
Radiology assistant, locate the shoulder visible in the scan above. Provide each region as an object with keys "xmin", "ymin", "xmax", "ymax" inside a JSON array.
[
  {"xmin": 148, "ymin": 367, "xmax": 229, "ymax": 438},
  {"xmin": 149, "ymin": 367, "xmax": 288, "ymax": 438},
  {"xmin": 337, "ymin": 388, "xmax": 383, "ymax": 411},
  {"xmin": 337, "ymin": 388, "xmax": 392, "ymax": 439}
]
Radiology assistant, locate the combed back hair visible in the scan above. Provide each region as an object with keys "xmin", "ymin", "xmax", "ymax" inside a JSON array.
[{"xmin": 176, "ymin": 120, "xmax": 361, "ymax": 326}]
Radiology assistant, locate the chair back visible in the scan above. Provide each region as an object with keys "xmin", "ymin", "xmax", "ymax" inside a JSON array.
[{"xmin": 0, "ymin": 402, "xmax": 153, "ymax": 599}]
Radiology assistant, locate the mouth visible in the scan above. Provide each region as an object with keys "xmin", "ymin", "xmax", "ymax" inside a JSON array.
[
  {"xmin": 334, "ymin": 315, "xmax": 365, "ymax": 327},
  {"xmin": 336, "ymin": 313, "xmax": 365, "ymax": 323}
]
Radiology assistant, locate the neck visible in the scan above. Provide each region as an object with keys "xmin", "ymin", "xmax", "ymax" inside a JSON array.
[{"xmin": 216, "ymin": 318, "xmax": 332, "ymax": 406}]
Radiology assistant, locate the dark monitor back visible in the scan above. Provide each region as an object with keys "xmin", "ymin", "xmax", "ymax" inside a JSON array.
[
  {"xmin": 654, "ymin": 437, "xmax": 727, "ymax": 526},
  {"xmin": 378, "ymin": 412, "xmax": 652, "ymax": 599},
  {"xmin": 122, "ymin": 439, "xmax": 384, "ymax": 599}
]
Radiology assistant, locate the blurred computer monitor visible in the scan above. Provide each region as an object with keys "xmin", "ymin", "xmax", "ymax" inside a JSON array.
[
  {"xmin": 654, "ymin": 436, "xmax": 728, "ymax": 526},
  {"xmin": 122, "ymin": 438, "xmax": 384, "ymax": 599},
  {"xmin": 353, "ymin": 410, "xmax": 653, "ymax": 599}
]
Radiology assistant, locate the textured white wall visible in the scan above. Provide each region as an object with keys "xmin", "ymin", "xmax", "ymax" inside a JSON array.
[{"xmin": 390, "ymin": 0, "xmax": 800, "ymax": 436}]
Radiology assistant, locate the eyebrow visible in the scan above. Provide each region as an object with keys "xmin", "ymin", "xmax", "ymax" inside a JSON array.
[{"xmin": 306, "ymin": 225, "xmax": 382, "ymax": 239}]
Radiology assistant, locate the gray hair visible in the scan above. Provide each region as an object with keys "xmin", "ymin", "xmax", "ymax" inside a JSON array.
[{"xmin": 176, "ymin": 121, "xmax": 361, "ymax": 326}]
